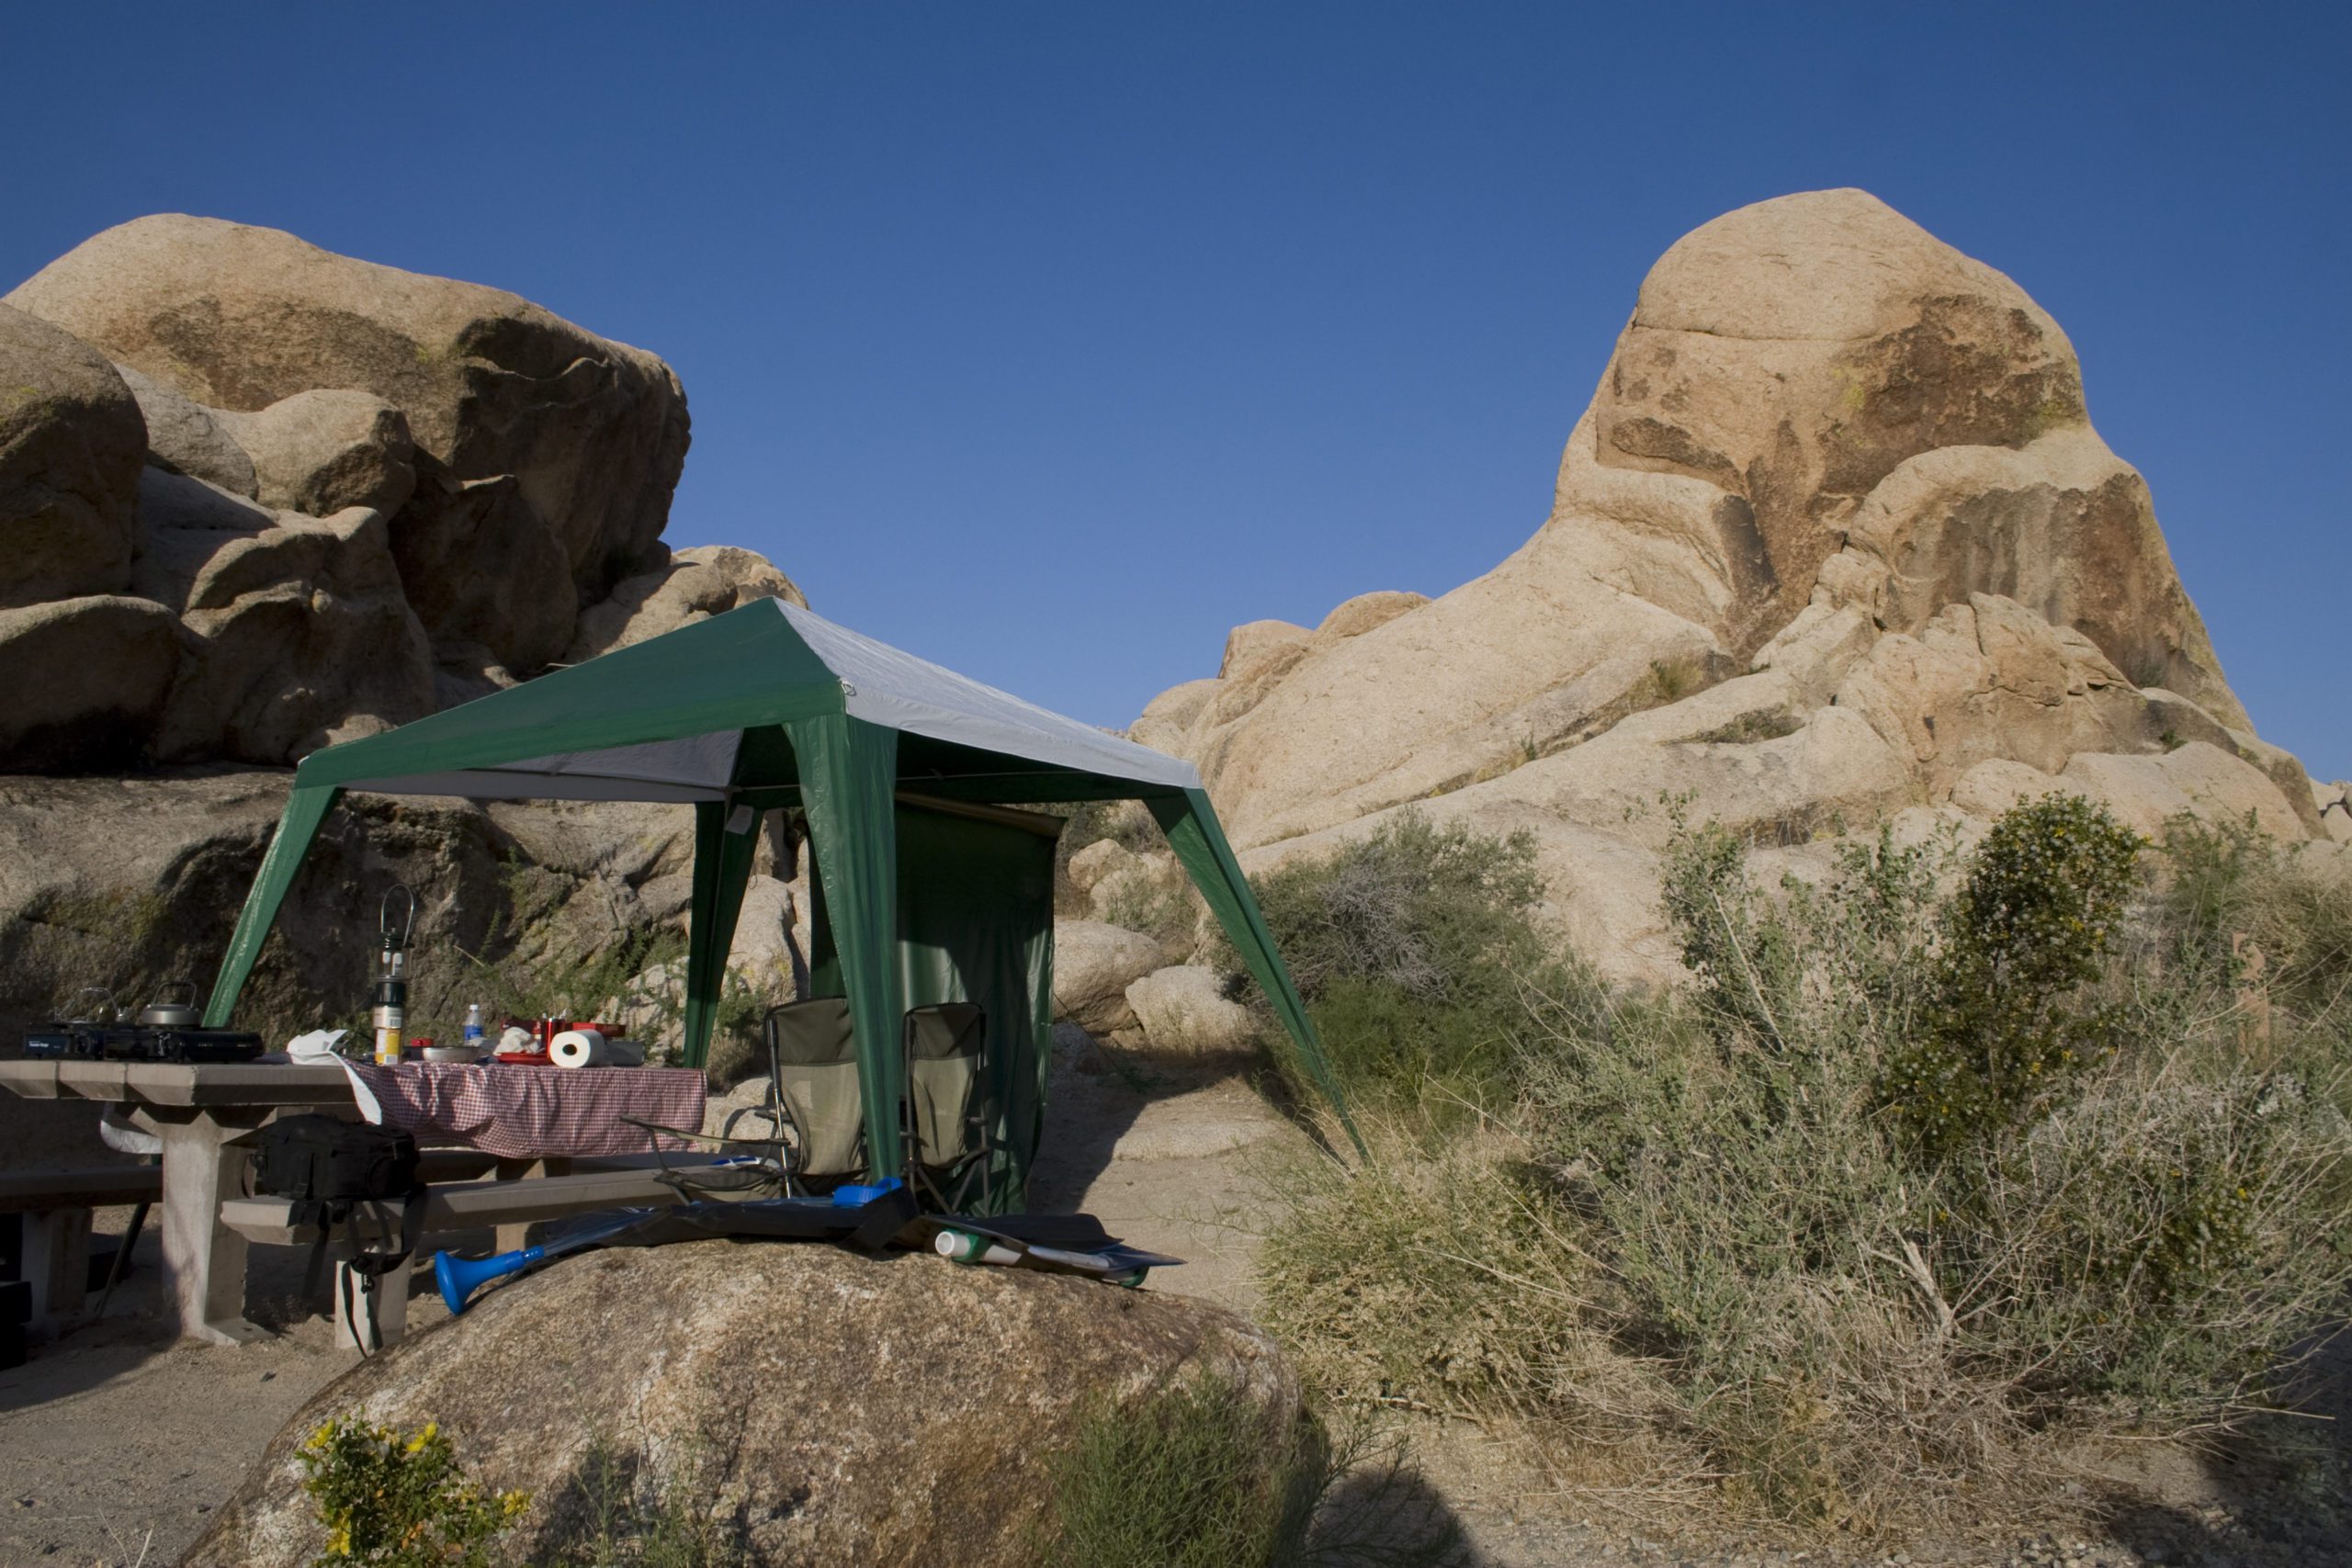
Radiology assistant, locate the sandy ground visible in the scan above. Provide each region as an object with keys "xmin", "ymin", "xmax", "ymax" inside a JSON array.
[{"xmin": 6, "ymin": 1039, "xmax": 2349, "ymax": 1567}]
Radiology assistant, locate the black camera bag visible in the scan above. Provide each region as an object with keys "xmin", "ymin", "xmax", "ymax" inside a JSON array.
[{"xmin": 253, "ymin": 1114, "xmax": 426, "ymax": 1352}]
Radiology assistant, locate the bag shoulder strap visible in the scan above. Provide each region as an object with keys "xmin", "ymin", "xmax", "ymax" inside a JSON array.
[{"xmin": 338, "ymin": 1185, "xmax": 429, "ymax": 1356}]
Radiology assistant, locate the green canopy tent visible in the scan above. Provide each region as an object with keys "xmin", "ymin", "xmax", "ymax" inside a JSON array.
[{"xmin": 201, "ymin": 598, "xmax": 1363, "ymax": 1210}]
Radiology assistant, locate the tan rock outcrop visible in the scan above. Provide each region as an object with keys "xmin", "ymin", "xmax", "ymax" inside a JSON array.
[
  {"xmin": 388, "ymin": 456, "xmax": 578, "ymax": 674},
  {"xmin": 1051, "ymin": 919, "xmax": 1165, "ymax": 1033},
  {"xmin": 1125, "ymin": 964, "xmax": 1257, "ymax": 1061},
  {"xmin": 111, "ymin": 361, "xmax": 257, "ymax": 497},
  {"xmin": 1136, "ymin": 189, "xmax": 2317, "ymax": 986},
  {"xmin": 1, "ymin": 216, "xmax": 727, "ymax": 769},
  {"xmin": 0, "ymin": 595, "xmax": 179, "ymax": 772},
  {"xmin": 566, "ymin": 544, "xmax": 807, "ymax": 662},
  {"xmin": 2317, "ymin": 781, "xmax": 2351, "ymax": 846},
  {"xmin": 0, "ymin": 773, "xmax": 695, "ymax": 1051},
  {"xmin": 213, "ymin": 387, "xmax": 417, "ymax": 517},
  {"xmin": 0, "ymin": 304, "xmax": 146, "ymax": 608},
  {"xmin": 7, "ymin": 214, "xmax": 689, "ymax": 601},
  {"xmin": 130, "ymin": 468, "xmax": 435, "ymax": 763},
  {"xmin": 1314, "ymin": 589, "xmax": 1428, "ymax": 641}
]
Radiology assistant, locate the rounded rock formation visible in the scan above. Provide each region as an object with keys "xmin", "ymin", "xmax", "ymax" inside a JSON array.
[
  {"xmin": 0, "ymin": 303, "xmax": 147, "ymax": 609},
  {"xmin": 1134, "ymin": 188, "xmax": 2316, "ymax": 984},
  {"xmin": 6, "ymin": 213, "xmax": 689, "ymax": 602},
  {"xmin": 184, "ymin": 1240, "xmax": 1298, "ymax": 1568}
]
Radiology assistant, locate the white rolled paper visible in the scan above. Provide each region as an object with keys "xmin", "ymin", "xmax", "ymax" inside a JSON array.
[
  {"xmin": 549, "ymin": 1028, "xmax": 644, "ymax": 1068},
  {"xmin": 548, "ymin": 1028, "xmax": 605, "ymax": 1067}
]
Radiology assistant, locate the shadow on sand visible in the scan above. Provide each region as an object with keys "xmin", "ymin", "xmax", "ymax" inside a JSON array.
[{"xmin": 2081, "ymin": 1334, "xmax": 2352, "ymax": 1568}]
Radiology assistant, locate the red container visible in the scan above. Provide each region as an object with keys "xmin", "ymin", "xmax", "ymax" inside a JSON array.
[{"xmin": 492, "ymin": 1017, "xmax": 626, "ymax": 1065}]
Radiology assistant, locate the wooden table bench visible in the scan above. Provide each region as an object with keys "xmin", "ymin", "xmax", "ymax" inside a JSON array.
[{"xmin": 218, "ymin": 1161, "xmax": 727, "ymax": 1348}]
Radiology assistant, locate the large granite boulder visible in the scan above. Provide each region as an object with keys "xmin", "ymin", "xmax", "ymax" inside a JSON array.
[
  {"xmin": 0, "ymin": 303, "xmax": 146, "ymax": 608},
  {"xmin": 6, "ymin": 214, "xmax": 690, "ymax": 607},
  {"xmin": 184, "ymin": 1240, "xmax": 1298, "ymax": 1568},
  {"xmin": 111, "ymin": 360, "xmax": 257, "ymax": 496},
  {"xmin": 566, "ymin": 543, "xmax": 807, "ymax": 661},
  {"xmin": 130, "ymin": 468, "xmax": 435, "ymax": 763},
  {"xmin": 1052, "ymin": 919, "xmax": 1165, "ymax": 1034},
  {"xmin": 387, "ymin": 455, "xmax": 579, "ymax": 674},
  {"xmin": 212, "ymin": 387, "xmax": 417, "ymax": 517},
  {"xmin": 1135, "ymin": 188, "xmax": 2317, "ymax": 987},
  {"xmin": 1125, "ymin": 964, "xmax": 1257, "ymax": 1062},
  {"xmin": 0, "ymin": 595, "xmax": 179, "ymax": 772}
]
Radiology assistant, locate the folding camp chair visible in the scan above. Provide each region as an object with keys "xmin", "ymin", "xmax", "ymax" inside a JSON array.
[
  {"xmin": 903, "ymin": 1002, "xmax": 989, "ymax": 1211},
  {"xmin": 725, "ymin": 998, "xmax": 867, "ymax": 1195}
]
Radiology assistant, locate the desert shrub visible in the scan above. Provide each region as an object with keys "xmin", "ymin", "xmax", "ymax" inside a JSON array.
[
  {"xmin": 1258, "ymin": 1111, "xmax": 1601, "ymax": 1415},
  {"xmin": 1684, "ymin": 709, "xmax": 1802, "ymax": 746},
  {"xmin": 1098, "ymin": 863, "xmax": 1203, "ymax": 959},
  {"xmin": 1034, "ymin": 1375, "xmax": 1318, "ymax": 1568},
  {"xmin": 541, "ymin": 1436, "xmax": 742, "ymax": 1567},
  {"xmin": 1216, "ymin": 811, "xmax": 1550, "ymax": 1101},
  {"xmin": 1879, "ymin": 795, "xmax": 2143, "ymax": 1158},
  {"xmin": 1034, "ymin": 1376, "xmax": 1456, "ymax": 1568},
  {"xmin": 1258, "ymin": 796, "xmax": 2352, "ymax": 1531},
  {"xmin": 1633, "ymin": 655, "xmax": 1705, "ymax": 708},
  {"xmin": 298, "ymin": 1416, "xmax": 527, "ymax": 1568},
  {"xmin": 2154, "ymin": 809, "xmax": 2352, "ymax": 1020}
]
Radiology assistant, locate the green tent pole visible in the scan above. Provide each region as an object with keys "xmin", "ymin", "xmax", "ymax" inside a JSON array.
[
  {"xmin": 786, "ymin": 714, "xmax": 905, "ymax": 1179},
  {"xmin": 1149, "ymin": 789, "xmax": 1367, "ymax": 1160},
  {"xmin": 681, "ymin": 800, "xmax": 762, "ymax": 1069},
  {"xmin": 203, "ymin": 783, "xmax": 341, "ymax": 1028}
]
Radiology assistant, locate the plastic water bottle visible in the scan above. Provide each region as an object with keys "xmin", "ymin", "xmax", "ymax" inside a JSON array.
[{"xmin": 461, "ymin": 1003, "xmax": 485, "ymax": 1054}]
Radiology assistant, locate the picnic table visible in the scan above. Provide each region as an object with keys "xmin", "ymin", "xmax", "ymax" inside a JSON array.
[{"xmin": 0, "ymin": 1057, "xmax": 705, "ymax": 1346}]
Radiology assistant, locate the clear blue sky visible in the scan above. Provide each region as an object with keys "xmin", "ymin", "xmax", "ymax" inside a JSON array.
[{"xmin": 8, "ymin": 4, "xmax": 2346, "ymax": 781}]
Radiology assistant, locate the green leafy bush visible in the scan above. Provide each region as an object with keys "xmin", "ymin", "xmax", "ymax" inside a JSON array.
[
  {"xmin": 2154, "ymin": 809, "xmax": 2352, "ymax": 1020},
  {"xmin": 298, "ymin": 1416, "xmax": 526, "ymax": 1567},
  {"xmin": 1880, "ymin": 795, "xmax": 2143, "ymax": 1158}
]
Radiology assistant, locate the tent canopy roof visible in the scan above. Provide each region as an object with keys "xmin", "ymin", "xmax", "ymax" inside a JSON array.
[
  {"xmin": 300, "ymin": 599, "xmax": 1201, "ymax": 803},
  {"xmin": 202, "ymin": 595, "xmax": 1368, "ymax": 1162}
]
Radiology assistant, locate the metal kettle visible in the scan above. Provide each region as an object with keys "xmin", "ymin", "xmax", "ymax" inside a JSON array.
[{"xmin": 138, "ymin": 980, "xmax": 202, "ymax": 1030}]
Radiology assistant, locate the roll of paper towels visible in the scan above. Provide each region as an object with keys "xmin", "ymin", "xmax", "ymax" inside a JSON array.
[{"xmin": 548, "ymin": 1028, "xmax": 642, "ymax": 1068}]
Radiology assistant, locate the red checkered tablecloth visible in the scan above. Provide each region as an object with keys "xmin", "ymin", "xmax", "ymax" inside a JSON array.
[{"xmin": 336, "ymin": 1061, "xmax": 705, "ymax": 1159}]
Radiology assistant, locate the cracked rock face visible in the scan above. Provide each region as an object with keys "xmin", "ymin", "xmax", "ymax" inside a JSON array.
[
  {"xmin": 0, "ymin": 216, "xmax": 798, "ymax": 774},
  {"xmin": 0, "ymin": 303, "xmax": 147, "ymax": 610},
  {"xmin": 7, "ymin": 215, "xmax": 688, "ymax": 599},
  {"xmin": 1136, "ymin": 188, "xmax": 2316, "ymax": 986}
]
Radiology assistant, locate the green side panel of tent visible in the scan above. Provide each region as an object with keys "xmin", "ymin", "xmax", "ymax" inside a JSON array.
[
  {"xmin": 784, "ymin": 713, "xmax": 906, "ymax": 1178},
  {"xmin": 681, "ymin": 800, "xmax": 763, "ymax": 1070},
  {"xmin": 1151, "ymin": 788, "xmax": 1368, "ymax": 1159},
  {"xmin": 806, "ymin": 800, "xmax": 1057, "ymax": 1212},
  {"xmin": 890, "ymin": 803, "xmax": 1056, "ymax": 1214}
]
